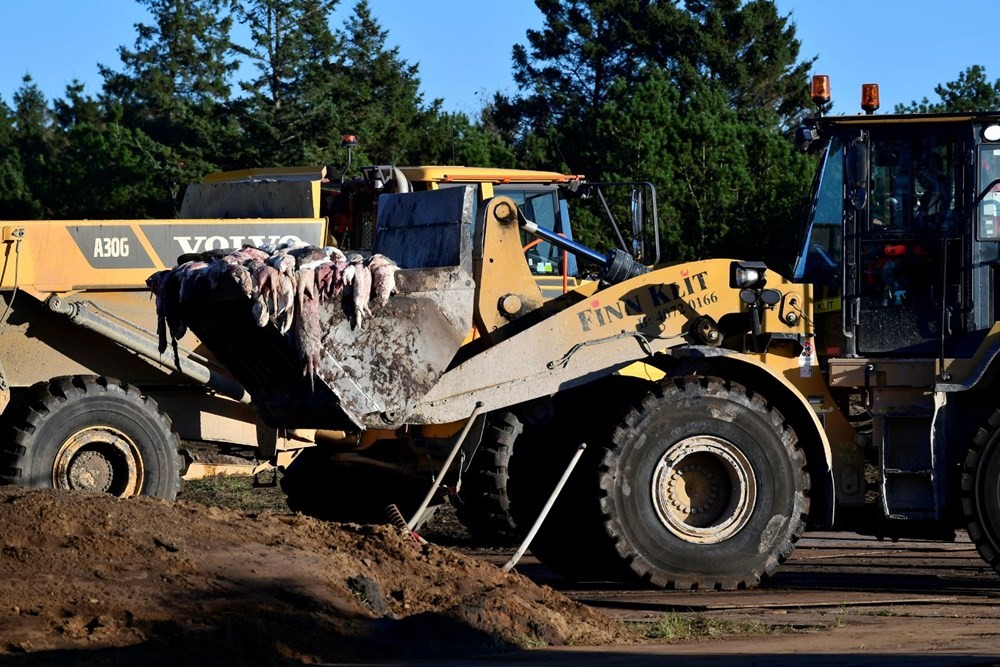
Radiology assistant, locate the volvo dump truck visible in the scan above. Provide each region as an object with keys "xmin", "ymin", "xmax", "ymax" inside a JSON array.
[
  {"xmin": 0, "ymin": 162, "xmax": 648, "ymax": 509},
  {"xmin": 0, "ymin": 175, "xmax": 330, "ymax": 500},
  {"xmin": 154, "ymin": 77, "xmax": 1000, "ymax": 591}
]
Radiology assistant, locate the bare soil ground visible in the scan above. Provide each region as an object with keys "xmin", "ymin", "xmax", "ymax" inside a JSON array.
[
  {"xmin": 0, "ymin": 486, "xmax": 634, "ymax": 665},
  {"xmin": 5, "ymin": 475, "xmax": 1000, "ymax": 666}
]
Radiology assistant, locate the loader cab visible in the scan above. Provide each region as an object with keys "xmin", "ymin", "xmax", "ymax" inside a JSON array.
[
  {"xmin": 316, "ymin": 165, "xmax": 587, "ymax": 298},
  {"xmin": 392, "ymin": 167, "xmax": 588, "ymax": 298},
  {"xmin": 383, "ymin": 167, "xmax": 660, "ymax": 292},
  {"xmin": 795, "ymin": 113, "xmax": 1000, "ymax": 360},
  {"xmin": 320, "ymin": 166, "xmax": 580, "ymax": 269}
]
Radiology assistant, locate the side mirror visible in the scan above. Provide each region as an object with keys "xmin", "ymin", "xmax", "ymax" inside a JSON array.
[
  {"xmin": 846, "ymin": 142, "xmax": 869, "ymax": 186},
  {"xmin": 852, "ymin": 186, "xmax": 868, "ymax": 210}
]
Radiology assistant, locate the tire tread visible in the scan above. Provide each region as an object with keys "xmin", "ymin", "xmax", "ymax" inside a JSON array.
[
  {"xmin": 0, "ymin": 375, "xmax": 182, "ymax": 499},
  {"xmin": 597, "ymin": 375, "xmax": 810, "ymax": 590},
  {"xmin": 961, "ymin": 408, "xmax": 1000, "ymax": 574}
]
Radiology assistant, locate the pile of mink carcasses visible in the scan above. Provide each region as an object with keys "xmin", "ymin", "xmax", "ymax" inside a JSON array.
[{"xmin": 147, "ymin": 242, "xmax": 398, "ymax": 381}]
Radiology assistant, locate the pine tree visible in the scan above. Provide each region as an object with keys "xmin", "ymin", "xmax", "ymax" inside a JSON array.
[
  {"xmin": 101, "ymin": 0, "xmax": 236, "ymax": 130},
  {"xmin": 895, "ymin": 66, "xmax": 1000, "ymax": 114},
  {"xmin": 100, "ymin": 0, "xmax": 238, "ymax": 208},
  {"xmin": 50, "ymin": 82, "xmax": 174, "ymax": 218},
  {"xmin": 330, "ymin": 0, "xmax": 441, "ymax": 167},
  {"xmin": 418, "ymin": 111, "xmax": 517, "ymax": 168},
  {"xmin": 498, "ymin": 0, "xmax": 815, "ymax": 264},
  {"xmin": 10, "ymin": 76, "xmax": 54, "ymax": 218},
  {"xmin": 657, "ymin": 0, "xmax": 814, "ymax": 128},
  {"xmin": 229, "ymin": 0, "xmax": 343, "ymax": 166},
  {"xmin": 506, "ymin": 0, "xmax": 658, "ymax": 172},
  {"xmin": 0, "ymin": 95, "xmax": 38, "ymax": 219}
]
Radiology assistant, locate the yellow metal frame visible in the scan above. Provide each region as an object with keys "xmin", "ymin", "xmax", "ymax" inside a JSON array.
[{"xmin": 397, "ymin": 166, "xmax": 584, "ymax": 186}]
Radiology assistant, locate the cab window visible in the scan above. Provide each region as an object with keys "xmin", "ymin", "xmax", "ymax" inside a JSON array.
[
  {"xmin": 494, "ymin": 186, "xmax": 575, "ymax": 277},
  {"xmin": 978, "ymin": 145, "xmax": 1000, "ymax": 239},
  {"xmin": 793, "ymin": 137, "xmax": 843, "ymax": 288},
  {"xmin": 870, "ymin": 133, "xmax": 956, "ymax": 233}
]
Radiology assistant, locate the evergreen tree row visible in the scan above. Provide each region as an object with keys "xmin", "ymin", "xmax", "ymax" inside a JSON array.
[
  {"xmin": 3, "ymin": 1, "xmax": 989, "ymax": 270},
  {"xmin": 0, "ymin": 0, "xmax": 509, "ymax": 222}
]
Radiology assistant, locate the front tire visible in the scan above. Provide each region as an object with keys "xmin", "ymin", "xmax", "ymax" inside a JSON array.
[
  {"xmin": 961, "ymin": 409, "xmax": 1000, "ymax": 573},
  {"xmin": 598, "ymin": 376, "xmax": 809, "ymax": 589},
  {"xmin": 0, "ymin": 376, "xmax": 182, "ymax": 500}
]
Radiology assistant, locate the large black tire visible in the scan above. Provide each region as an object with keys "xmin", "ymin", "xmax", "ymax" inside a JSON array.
[
  {"xmin": 598, "ymin": 376, "xmax": 809, "ymax": 590},
  {"xmin": 452, "ymin": 411, "xmax": 521, "ymax": 544},
  {"xmin": 280, "ymin": 447, "xmax": 430, "ymax": 525},
  {"xmin": 0, "ymin": 376, "xmax": 182, "ymax": 500},
  {"xmin": 961, "ymin": 409, "xmax": 1000, "ymax": 574}
]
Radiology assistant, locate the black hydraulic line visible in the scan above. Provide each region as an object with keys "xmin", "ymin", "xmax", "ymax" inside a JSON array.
[{"xmin": 595, "ymin": 187, "xmax": 630, "ymax": 254}]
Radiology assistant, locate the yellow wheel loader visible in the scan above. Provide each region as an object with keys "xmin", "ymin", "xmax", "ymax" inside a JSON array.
[
  {"xmin": 160, "ymin": 180, "xmax": 811, "ymax": 589},
  {"xmin": 157, "ymin": 78, "xmax": 1000, "ymax": 590}
]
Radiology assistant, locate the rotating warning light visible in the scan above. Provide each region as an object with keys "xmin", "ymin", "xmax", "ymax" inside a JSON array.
[
  {"xmin": 861, "ymin": 84, "xmax": 880, "ymax": 114},
  {"xmin": 811, "ymin": 75, "xmax": 831, "ymax": 106}
]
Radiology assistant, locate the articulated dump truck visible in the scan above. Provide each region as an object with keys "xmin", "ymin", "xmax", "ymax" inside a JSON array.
[{"xmin": 155, "ymin": 77, "xmax": 1000, "ymax": 591}]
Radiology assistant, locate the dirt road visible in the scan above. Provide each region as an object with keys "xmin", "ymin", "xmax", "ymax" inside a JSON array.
[{"xmin": 466, "ymin": 531, "xmax": 1000, "ymax": 664}]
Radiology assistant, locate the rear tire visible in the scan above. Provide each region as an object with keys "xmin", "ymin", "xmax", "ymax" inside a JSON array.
[
  {"xmin": 598, "ymin": 376, "xmax": 809, "ymax": 589},
  {"xmin": 508, "ymin": 377, "xmax": 649, "ymax": 580},
  {"xmin": 962, "ymin": 409, "xmax": 1000, "ymax": 573},
  {"xmin": 0, "ymin": 376, "xmax": 182, "ymax": 500},
  {"xmin": 452, "ymin": 411, "xmax": 520, "ymax": 544}
]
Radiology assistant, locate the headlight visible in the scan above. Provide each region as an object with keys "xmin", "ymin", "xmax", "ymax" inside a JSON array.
[{"xmin": 730, "ymin": 261, "xmax": 767, "ymax": 289}]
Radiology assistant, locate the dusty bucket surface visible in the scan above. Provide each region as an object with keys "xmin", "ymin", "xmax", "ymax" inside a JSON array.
[{"xmin": 157, "ymin": 186, "xmax": 477, "ymax": 430}]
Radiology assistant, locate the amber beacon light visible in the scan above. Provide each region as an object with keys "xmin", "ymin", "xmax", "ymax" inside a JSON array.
[
  {"xmin": 861, "ymin": 83, "xmax": 880, "ymax": 114},
  {"xmin": 811, "ymin": 75, "xmax": 831, "ymax": 106}
]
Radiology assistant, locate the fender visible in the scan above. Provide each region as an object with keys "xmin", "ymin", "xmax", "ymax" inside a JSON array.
[{"xmin": 936, "ymin": 324, "xmax": 1000, "ymax": 392}]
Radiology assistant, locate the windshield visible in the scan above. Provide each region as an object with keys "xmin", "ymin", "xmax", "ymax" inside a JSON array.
[
  {"xmin": 793, "ymin": 137, "xmax": 844, "ymax": 288},
  {"xmin": 438, "ymin": 182, "xmax": 579, "ymax": 278},
  {"xmin": 496, "ymin": 187, "xmax": 578, "ymax": 277}
]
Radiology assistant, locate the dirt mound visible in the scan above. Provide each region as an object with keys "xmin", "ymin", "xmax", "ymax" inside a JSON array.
[{"xmin": 0, "ymin": 487, "xmax": 634, "ymax": 664}]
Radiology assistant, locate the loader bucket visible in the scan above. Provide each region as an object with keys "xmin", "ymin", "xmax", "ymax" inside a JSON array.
[{"xmin": 176, "ymin": 186, "xmax": 477, "ymax": 430}]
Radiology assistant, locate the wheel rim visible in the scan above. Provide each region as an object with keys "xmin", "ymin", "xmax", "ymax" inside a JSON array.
[
  {"xmin": 52, "ymin": 426, "xmax": 144, "ymax": 496},
  {"xmin": 651, "ymin": 435, "xmax": 756, "ymax": 544}
]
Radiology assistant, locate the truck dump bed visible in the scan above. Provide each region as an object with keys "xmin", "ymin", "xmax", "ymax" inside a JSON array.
[{"xmin": 171, "ymin": 186, "xmax": 477, "ymax": 430}]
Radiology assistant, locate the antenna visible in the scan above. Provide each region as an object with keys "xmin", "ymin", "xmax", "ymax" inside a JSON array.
[{"xmin": 340, "ymin": 134, "xmax": 359, "ymax": 183}]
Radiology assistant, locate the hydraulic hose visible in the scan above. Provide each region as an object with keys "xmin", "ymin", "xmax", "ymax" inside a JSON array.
[{"xmin": 518, "ymin": 212, "xmax": 649, "ymax": 284}]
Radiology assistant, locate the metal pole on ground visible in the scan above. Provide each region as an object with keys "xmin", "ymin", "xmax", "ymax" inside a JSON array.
[
  {"xmin": 502, "ymin": 442, "xmax": 587, "ymax": 573},
  {"xmin": 407, "ymin": 402, "xmax": 484, "ymax": 531}
]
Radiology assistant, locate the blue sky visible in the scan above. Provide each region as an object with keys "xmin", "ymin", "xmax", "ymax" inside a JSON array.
[{"xmin": 0, "ymin": 1, "xmax": 996, "ymax": 116}]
